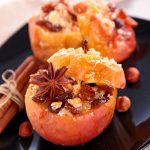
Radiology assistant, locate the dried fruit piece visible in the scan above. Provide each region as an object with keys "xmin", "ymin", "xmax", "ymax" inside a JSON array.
[
  {"xmin": 79, "ymin": 84, "xmax": 95, "ymax": 101},
  {"xmin": 82, "ymin": 39, "xmax": 89, "ymax": 53},
  {"xmin": 49, "ymin": 92, "xmax": 72, "ymax": 113},
  {"xmin": 114, "ymin": 18, "xmax": 124, "ymax": 29},
  {"xmin": 52, "ymin": 92, "xmax": 72, "ymax": 102},
  {"xmin": 73, "ymin": 3, "xmax": 88, "ymax": 13},
  {"xmin": 72, "ymin": 81, "xmax": 81, "ymax": 96},
  {"xmin": 36, "ymin": 20, "xmax": 63, "ymax": 32},
  {"xmin": 32, "ymin": 93, "xmax": 49, "ymax": 103},
  {"xmin": 65, "ymin": 103, "xmax": 81, "ymax": 115},
  {"xmin": 107, "ymin": 3, "xmax": 116, "ymax": 12},
  {"xmin": 98, "ymin": 85, "xmax": 113, "ymax": 100},
  {"xmin": 42, "ymin": 3, "xmax": 55, "ymax": 13}
]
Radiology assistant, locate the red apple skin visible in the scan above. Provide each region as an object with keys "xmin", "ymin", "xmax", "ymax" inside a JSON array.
[{"xmin": 25, "ymin": 87, "xmax": 117, "ymax": 146}]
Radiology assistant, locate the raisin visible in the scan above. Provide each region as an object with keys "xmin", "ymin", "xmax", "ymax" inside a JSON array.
[
  {"xmin": 82, "ymin": 39, "xmax": 89, "ymax": 53},
  {"xmin": 79, "ymin": 85, "xmax": 95, "ymax": 101},
  {"xmin": 98, "ymin": 85, "xmax": 113, "ymax": 95},
  {"xmin": 42, "ymin": 3, "xmax": 55, "ymax": 13},
  {"xmin": 36, "ymin": 20, "xmax": 63, "ymax": 32},
  {"xmin": 52, "ymin": 92, "xmax": 72, "ymax": 102},
  {"xmin": 114, "ymin": 18, "xmax": 124, "ymax": 29},
  {"xmin": 65, "ymin": 103, "xmax": 81, "ymax": 115}
]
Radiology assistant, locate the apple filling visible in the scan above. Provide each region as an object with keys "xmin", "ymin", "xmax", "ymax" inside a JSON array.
[
  {"xmin": 36, "ymin": 2, "xmax": 79, "ymax": 32},
  {"xmin": 29, "ymin": 77, "xmax": 113, "ymax": 116},
  {"xmin": 49, "ymin": 81, "xmax": 113, "ymax": 115},
  {"xmin": 29, "ymin": 61, "xmax": 114, "ymax": 115}
]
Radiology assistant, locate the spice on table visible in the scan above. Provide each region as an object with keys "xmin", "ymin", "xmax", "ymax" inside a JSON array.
[{"xmin": 0, "ymin": 56, "xmax": 41, "ymax": 133}]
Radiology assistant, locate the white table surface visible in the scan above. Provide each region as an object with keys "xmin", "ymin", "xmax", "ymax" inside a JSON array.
[{"xmin": 0, "ymin": 0, "xmax": 150, "ymax": 47}]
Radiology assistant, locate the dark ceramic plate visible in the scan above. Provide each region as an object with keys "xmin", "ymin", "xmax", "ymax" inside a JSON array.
[{"xmin": 0, "ymin": 18, "xmax": 150, "ymax": 150}]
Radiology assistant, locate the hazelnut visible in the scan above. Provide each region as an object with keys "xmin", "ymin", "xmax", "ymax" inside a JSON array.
[
  {"xmin": 19, "ymin": 121, "xmax": 33, "ymax": 137},
  {"xmin": 126, "ymin": 67, "xmax": 140, "ymax": 83},
  {"xmin": 116, "ymin": 96, "xmax": 131, "ymax": 112}
]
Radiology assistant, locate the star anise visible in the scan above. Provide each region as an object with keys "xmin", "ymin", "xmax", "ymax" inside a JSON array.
[{"xmin": 29, "ymin": 62, "xmax": 74, "ymax": 102}]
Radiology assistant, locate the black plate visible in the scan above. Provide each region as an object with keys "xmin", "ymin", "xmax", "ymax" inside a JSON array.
[{"xmin": 0, "ymin": 18, "xmax": 150, "ymax": 150}]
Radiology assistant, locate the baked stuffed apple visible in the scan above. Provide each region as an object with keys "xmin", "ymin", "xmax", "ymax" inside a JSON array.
[
  {"xmin": 29, "ymin": 0, "xmax": 137, "ymax": 62},
  {"xmin": 25, "ymin": 47, "xmax": 126, "ymax": 146}
]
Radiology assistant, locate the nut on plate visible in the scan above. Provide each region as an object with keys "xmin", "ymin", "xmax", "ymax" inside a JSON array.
[
  {"xmin": 19, "ymin": 121, "xmax": 33, "ymax": 137},
  {"xmin": 126, "ymin": 67, "xmax": 140, "ymax": 83},
  {"xmin": 116, "ymin": 96, "xmax": 131, "ymax": 112}
]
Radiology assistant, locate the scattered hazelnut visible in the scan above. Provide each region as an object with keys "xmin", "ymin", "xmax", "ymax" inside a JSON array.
[
  {"xmin": 116, "ymin": 96, "xmax": 131, "ymax": 112},
  {"xmin": 19, "ymin": 121, "xmax": 33, "ymax": 137},
  {"xmin": 126, "ymin": 67, "xmax": 140, "ymax": 83}
]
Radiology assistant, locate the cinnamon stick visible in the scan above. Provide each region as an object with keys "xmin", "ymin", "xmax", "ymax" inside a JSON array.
[
  {"xmin": 21, "ymin": 83, "xmax": 29, "ymax": 97},
  {"xmin": 0, "ymin": 56, "xmax": 37, "ymax": 119},
  {"xmin": 0, "ymin": 103, "xmax": 18, "ymax": 133},
  {"xmin": 0, "ymin": 56, "xmax": 41, "ymax": 133},
  {"xmin": 0, "ymin": 84, "xmax": 28, "ymax": 133}
]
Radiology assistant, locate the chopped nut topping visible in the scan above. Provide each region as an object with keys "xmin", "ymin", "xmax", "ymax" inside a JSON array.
[
  {"xmin": 94, "ymin": 90, "xmax": 105, "ymax": 99},
  {"xmin": 82, "ymin": 101, "xmax": 91, "ymax": 112},
  {"xmin": 58, "ymin": 108, "xmax": 72, "ymax": 116},
  {"xmin": 68, "ymin": 98, "xmax": 82, "ymax": 108},
  {"xmin": 51, "ymin": 101, "xmax": 63, "ymax": 112},
  {"xmin": 72, "ymin": 81, "xmax": 81, "ymax": 96}
]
